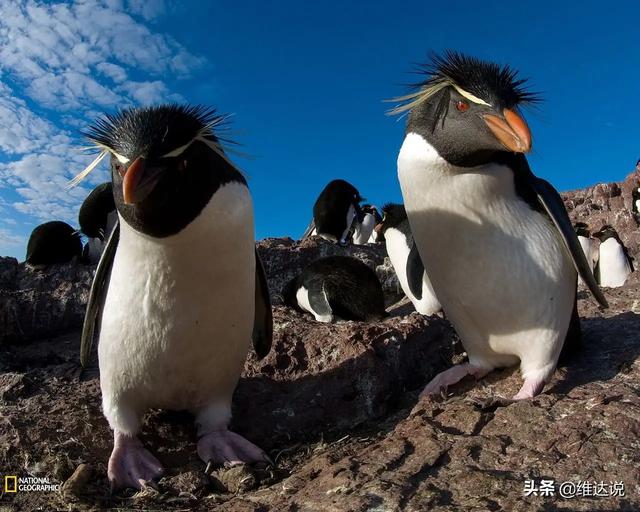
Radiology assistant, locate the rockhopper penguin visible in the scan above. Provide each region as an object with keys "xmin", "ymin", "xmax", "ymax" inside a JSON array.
[
  {"xmin": 282, "ymin": 255, "xmax": 387, "ymax": 322},
  {"xmin": 376, "ymin": 203, "xmax": 441, "ymax": 315},
  {"xmin": 392, "ymin": 51, "xmax": 607, "ymax": 400},
  {"xmin": 25, "ymin": 220, "xmax": 82, "ymax": 266},
  {"xmin": 74, "ymin": 105, "xmax": 273, "ymax": 490},
  {"xmin": 302, "ymin": 179, "xmax": 363, "ymax": 245},
  {"xmin": 78, "ymin": 182, "xmax": 117, "ymax": 264},
  {"xmin": 594, "ymin": 225, "xmax": 634, "ymax": 287}
]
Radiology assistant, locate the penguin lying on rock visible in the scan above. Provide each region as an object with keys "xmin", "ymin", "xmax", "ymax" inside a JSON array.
[
  {"xmin": 376, "ymin": 203, "xmax": 441, "ymax": 316},
  {"xmin": 25, "ymin": 221, "xmax": 82, "ymax": 266},
  {"xmin": 392, "ymin": 51, "xmax": 608, "ymax": 400},
  {"xmin": 74, "ymin": 104, "xmax": 273, "ymax": 490},
  {"xmin": 283, "ymin": 255, "xmax": 387, "ymax": 322},
  {"xmin": 302, "ymin": 179, "xmax": 363, "ymax": 245}
]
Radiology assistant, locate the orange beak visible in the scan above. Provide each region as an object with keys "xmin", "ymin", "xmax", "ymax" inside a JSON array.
[
  {"xmin": 374, "ymin": 223, "xmax": 383, "ymax": 233},
  {"xmin": 483, "ymin": 108, "xmax": 532, "ymax": 153},
  {"xmin": 122, "ymin": 157, "xmax": 163, "ymax": 205}
]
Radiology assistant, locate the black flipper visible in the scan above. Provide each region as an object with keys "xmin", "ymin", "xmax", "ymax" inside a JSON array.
[
  {"xmin": 80, "ymin": 221, "xmax": 120, "ymax": 367},
  {"xmin": 307, "ymin": 280, "xmax": 333, "ymax": 319},
  {"xmin": 531, "ymin": 177, "xmax": 608, "ymax": 308},
  {"xmin": 407, "ymin": 240, "xmax": 425, "ymax": 300},
  {"xmin": 559, "ymin": 290, "xmax": 581, "ymax": 365},
  {"xmin": 253, "ymin": 249, "xmax": 273, "ymax": 359},
  {"xmin": 301, "ymin": 218, "xmax": 316, "ymax": 240}
]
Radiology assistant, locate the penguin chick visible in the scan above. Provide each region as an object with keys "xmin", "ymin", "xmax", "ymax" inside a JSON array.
[
  {"xmin": 393, "ymin": 51, "xmax": 607, "ymax": 400},
  {"xmin": 377, "ymin": 203, "xmax": 441, "ymax": 315},
  {"xmin": 25, "ymin": 221, "xmax": 82, "ymax": 266},
  {"xmin": 283, "ymin": 255, "xmax": 387, "ymax": 322},
  {"xmin": 76, "ymin": 104, "xmax": 273, "ymax": 490},
  {"xmin": 594, "ymin": 225, "xmax": 634, "ymax": 287},
  {"xmin": 302, "ymin": 179, "xmax": 363, "ymax": 245}
]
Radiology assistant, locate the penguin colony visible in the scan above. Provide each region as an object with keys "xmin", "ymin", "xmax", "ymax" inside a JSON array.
[{"xmin": 18, "ymin": 51, "xmax": 632, "ymax": 490}]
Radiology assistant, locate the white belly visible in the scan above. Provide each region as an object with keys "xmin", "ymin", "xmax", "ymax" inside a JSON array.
[
  {"xmin": 598, "ymin": 238, "xmax": 631, "ymax": 287},
  {"xmin": 397, "ymin": 133, "xmax": 575, "ymax": 375},
  {"xmin": 384, "ymin": 227, "xmax": 441, "ymax": 315},
  {"xmin": 353, "ymin": 213, "xmax": 375, "ymax": 244},
  {"xmin": 98, "ymin": 182, "xmax": 255, "ymax": 413}
]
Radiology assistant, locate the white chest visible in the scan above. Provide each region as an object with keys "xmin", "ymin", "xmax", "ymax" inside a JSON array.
[
  {"xmin": 99, "ymin": 181, "xmax": 256, "ymax": 409},
  {"xmin": 397, "ymin": 133, "xmax": 574, "ymax": 365},
  {"xmin": 353, "ymin": 213, "xmax": 376, "ymax": 244}
]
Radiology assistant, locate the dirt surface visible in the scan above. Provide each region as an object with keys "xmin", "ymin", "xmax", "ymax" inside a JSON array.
[
  {"xmin": 1, "ymin": 274, "xmax": 639, "ymax": 511},
  {"xmin": 1, "ymin": 180, "xmax": 640, "ymax": 511}
]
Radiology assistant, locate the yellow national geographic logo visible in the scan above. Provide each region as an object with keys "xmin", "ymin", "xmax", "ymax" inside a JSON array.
[
  {"xmin": 1, "ymin": 475, "xmax": 60, "ymax": 494},
  {"xmin": 4, "ymin": 476, "xmax": 17, "ymax": 493}
]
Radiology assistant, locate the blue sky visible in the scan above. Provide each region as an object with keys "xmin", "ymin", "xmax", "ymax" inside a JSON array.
[{"xmin": 0, "ymin": 0, "xmax": 638, "ymax": 260}]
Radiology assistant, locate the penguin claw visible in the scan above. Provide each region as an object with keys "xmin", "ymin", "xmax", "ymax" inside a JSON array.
[
  {"xmin": 108, "ymin": 433, "xmax": 164, "ymax": 491},
  {"xmin": 197, "ymin": 429, "xmax": 269, "ymax": 468}
]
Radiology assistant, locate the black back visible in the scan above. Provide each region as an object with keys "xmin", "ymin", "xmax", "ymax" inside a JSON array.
[
  {"xmin": 284, "ymin": 256, "xmax": 386, "ymax": 321},
  {"xmin": 26, "ymin": 221, "xmax": 82, "ymax": 265},
  {"xmin": 79, "ymin": 182, "xmax": 115, "ymax": 239},
  {"xmin": 313, "ymin": 179, "xmax": 362, "ymax": 240}
]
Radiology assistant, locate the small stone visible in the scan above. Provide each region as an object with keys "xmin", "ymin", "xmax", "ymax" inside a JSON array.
[{"xmin": 62, "ymin": 463, "xmax": 92, "ymax": 498}]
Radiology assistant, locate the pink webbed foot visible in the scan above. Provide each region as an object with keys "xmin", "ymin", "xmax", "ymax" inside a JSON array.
[
  {"xmin": 197, "ymin": 429, "xmax": 270, "ymax": 468},
  {"xmin": 421, "ymin": 363, "xmax": 490, "ymax": 398},
  {"xmin": 512, "ymin": 377, "xmax": 546, "ymax": 400},
  {"xmin": 108, "ymin": 431, "xmax": 163, "ymax": 491}
]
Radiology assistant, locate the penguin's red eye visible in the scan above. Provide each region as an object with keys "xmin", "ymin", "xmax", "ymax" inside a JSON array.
[
  {"xmin": 114, "ymin": 163, "xmax": 126, "ymax": 177},
  {"xmin": 456, "ymin": 100, "xmax": 470, "ymax": 112}
]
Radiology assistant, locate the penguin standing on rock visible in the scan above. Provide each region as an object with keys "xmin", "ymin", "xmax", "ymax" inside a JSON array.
[
  {"xmin": 282, "ymin": 256, "xmax": 387, "ymax": 322},
  {"xmin": 79, "ymin": 182, "xmax": 117, "ymax": 264},
  {"xmin": 352, "ymin": 204, "xmax": 382, "ymax": 244},
  {"xmin": 25, "ymin": 221, "xmax": 82, "ymax": 266},
  {"xmin": 392, "ymin": 51, "xmax": 607, "ymax": 400},
  {"xmin": 75, "ymin": 105, "xmax": 273, "ymax": 490},
  {"xmin": 376, "ymin": 203, "xmax": 441, "ymax": 315},
  {"xmin": 574, "ymin": 222, "xmax": 598, "ymax": 283},
  {"xmin": 594, "ymin": 225, "xmax": 634, "ymax": 287},
  {"xmin": 302, "ymin": 179, "xmax": 363, "ymax": 245}
]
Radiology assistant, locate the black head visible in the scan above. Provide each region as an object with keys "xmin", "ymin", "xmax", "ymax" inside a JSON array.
[
  {"xmin": 391, "ymin": 51, "xmax": 540, "ymax": 167},
  {"xmin": 377, "ymin": 203, "xmax": 408, "ymax": 234},
  {"xmin": 361, "ymin": 204, "xmax": 382, "ymax": 223},
  {"xmin": 574, "ymin": 222, "xmax": 590, "ymax": 238},
  {"xmin": 81, "ymin": 104, "xmax": 245, "ymax": 237},
  {"xmin": 593, "ymin": 225, "xmax": 620, "ymax": 243},
  {"xmin": 78, "ymin": 182, "xmax": 115, "ymax": 239}
]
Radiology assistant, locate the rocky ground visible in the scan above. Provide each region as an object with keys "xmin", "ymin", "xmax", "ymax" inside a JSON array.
[{"xmin": 1, "ymin": 174, "xmax": 640, "ymax": 511}]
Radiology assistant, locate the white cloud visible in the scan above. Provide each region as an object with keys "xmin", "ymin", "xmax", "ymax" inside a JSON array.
[
  {"xmin": 0, "ymin": 228, "xmax": 24, "ymax": 248},
  {"xmin": 0, "ymin": 0, "xmax": 206, "ymax": 248}
]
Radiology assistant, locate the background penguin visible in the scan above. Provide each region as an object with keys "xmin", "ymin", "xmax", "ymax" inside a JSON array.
[
  {"xmin": 352, "ymin": 204, "xmax": 382, "ymax": 244},
  {"xmin": 594, "ymin": 225, "xmax": 634, "ymax": 287},
  {"xmin": 574, "ymin": 222, "xmax": 598, "ymax": 284},
  {"xmin": 376, "ymin": 203, "xmax": 441, "ymax": 315},
  {"xmin": 282, "ymin": 255, "xmax": 386, "ymax": 322},
  {"xmin": 76, "ymin": 104, "xmax": 273, "ymax": 490},
  {"xmin": 25, "ymin": 221, "xmax": 82, "ymax": 266},
  {"xmin": 302, "ymin": 179, "xmax": 363, "ymax": 245},
  {"xmin": 631, "ymin": 186, "xmax": 640, "ymax": 222},
  {"xmin": 78, "ymin": 182, "xmax": 117, "ymax": 264},
  {"xmin": 392, "ymin": 51, "xmax": 607, "ymax": 400}
]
